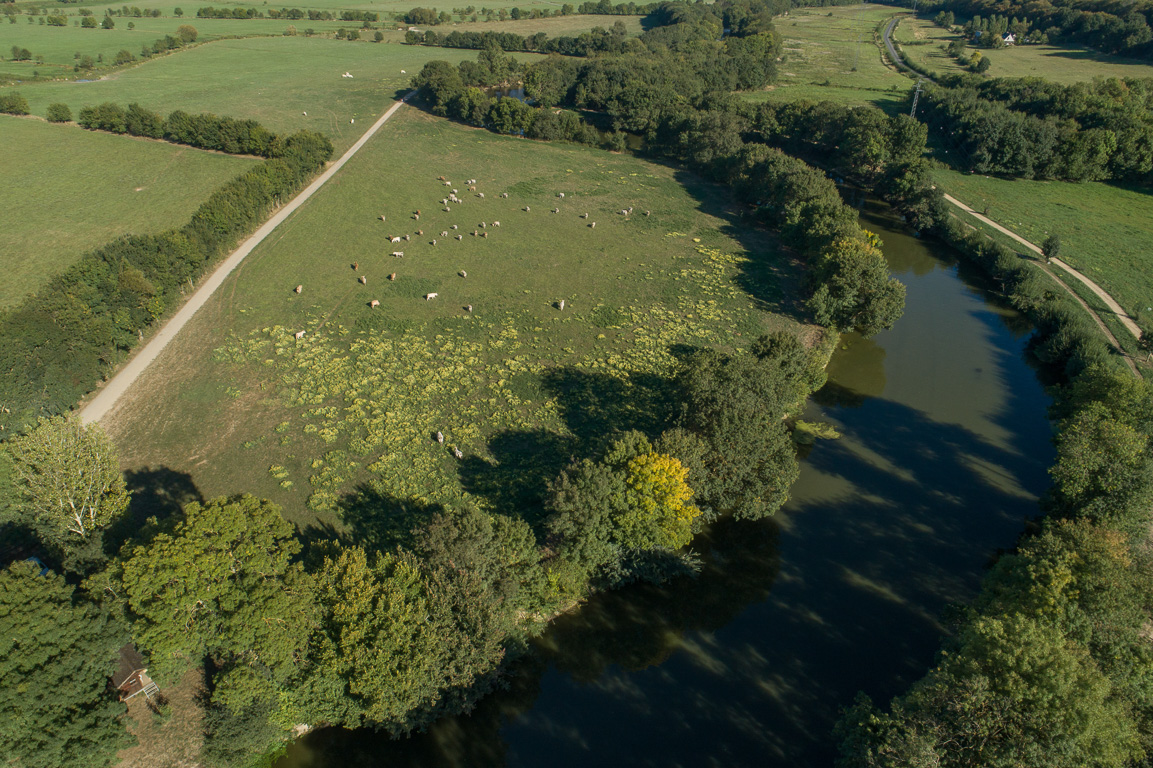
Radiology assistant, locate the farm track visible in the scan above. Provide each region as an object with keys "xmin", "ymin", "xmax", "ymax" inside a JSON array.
[
  {"xmin": 80, "ymin": 92, "xmax": 414, "ymax": 425},
  {"xmin": 943, "ymin": 192, "xmax": 1144, "ymax": 377}
]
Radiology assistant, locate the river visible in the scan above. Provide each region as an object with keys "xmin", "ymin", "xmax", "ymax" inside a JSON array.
[{"xmin": 277, "ymin": 200, "xmax": 1055, "ymax": 767}]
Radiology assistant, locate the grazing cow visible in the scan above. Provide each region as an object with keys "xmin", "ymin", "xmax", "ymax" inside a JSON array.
[
  {"xmin": 644, "ymin": 210, "xmax": 651, "ymax": 216},
  {"xmin": 370, "ymin": 299, "xmax": 380, "ymax": 308},
  {"xmin": 425, "ymin": 292, "xmax": 438, "ymax": 300},
  {"xmin": 468, "ymin": 186, "xmax": 475, "ymax": 192},
  {"xmin": 441, "ymin": 198, "xmax": 448, "ymax": 205},
  {"xmin": 438, "ymin": 176, "xmax": 447, "ymax": 181},
  {"xmin": 392, "ymin": 251, "xmax": 404, "ymax": 257},
  {"xmin": 388, "ymin": 273, "xmax": 396, "ymax": 281},
  {"xmin": 558, "ymin": 193, "xmax": 565, "ymax": 198},
  {"xmin": 580, "ymin": 213, "xmax": 588, "ymax": 219},
  {"xmin": 482, "ymin": 231, "xmax": 488, "ymax": 238},
  {"xmin": 352, "ymin": 262, "xmax": 359, "ymax": 271},
  {"xmin": 524, "ymin": 206, "xmax": 530, "ymax": 212},
  {"xmin": 477, "ymin": 192, "xmax": 485, "ymax": 198},
  {"xmin": 391, "ymin": 236, "xmax": 402, "ymax": 243},
  {"xmin": 444, "ymin": 181, "xmax": 452, "ymax": 186},
  {"xmin": 379, "ymin": 215, "xmax": 387, "ymax": 221},
  {"xmin": 441, "ymin": 230, "xmax": 449, "ymax": 237},
  {"xmin": 417, "ymin": 230, "xmax": 423, "ymax": 235},
  {"xmin": 416, "ymin": 210, "xmax": 421, "ymax": 215},
  {"xmin": 302, "ymin": 111, "xmax": 307, "ymax": 116},
  {"xmin": 295, "ymin": 330, "xmax": 306, "ymax": 339},
  {"xmin": 627, "ymin": 207, "xmax": 634, "ymax": 213},
  {"xmin": 459, "ymin": 270, "xmax": 467, "ymax": 278},
  {"xmin": 444, "ymin": 207, "xmax": 451, "ymax": 212},
  {"xmin": 501, "ymin": 192, "xmax": 509, "ymax": 198},
  {"xmin": 359, "ymin": 276, "xmax": 367, "ymax": 285},
  {"xmin": 294, "ymin": 285, "xmax": 303, "ymax": 294},
  {"xmin": 414, "ymin": 214, "xmax": 420, "ymax": 220},
  {"xmin": 452, "ymin": 189, "xmax": 458, "ymax": 194},
  {"xmin": 431, "ymin": 240, "xmax": 437, "ymax": 246},
  {"xmin": 404, "ymin": 234, "xmax": 410, "ymax": 241},
  {"xmin": 436, "ymin": 431, "xmax": 444, "ymax": 443},
  {"xmin": 558, "ymin": 300, "xmax": 565, "ymax": 310},
  {"xmin": 472, "ymin": 230, "xmax": 478, "ymax": 237},
  {"xmin": 552, "ymin": 208, "xmax": 559, "ymax": 214},
  {"xmin": 480, "ymin": 222, "xmax": 486, "ymax": 228},
  {"xmin": 465, "ymin": 304, "xmax": 473, "ymax": 312},
  {"xmin": 590, "ymin": 222, "xmax": 596, "ymax": 228},
  {"xmin": 456, "ymin": 235, "xmax": 463, "ymax": 241},
  {"xmin": 453, "ymin": 447, "xmax": 464, "ymax": 459},
  {"xmin": 350, "ymin": 119, "xmax": 355, "ymax": 124},
  {"xmin": 451, "ymin": 224, "xmax": 459, "ymax": 230}
]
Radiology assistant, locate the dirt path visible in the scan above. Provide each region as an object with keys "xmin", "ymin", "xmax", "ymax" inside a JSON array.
[
  {"xmin": 942, "ymin": 192, "xmax": 1143, "ymax": 340},
  {"xmin": 943, "ymin": 192, "xmax": 1143, "ymax": 377},
  {"xmin": 80, "ymin": 92, "xmax": 413, "ymax": 425}
]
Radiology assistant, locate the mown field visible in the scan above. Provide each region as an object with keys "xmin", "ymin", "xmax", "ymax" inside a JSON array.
[
  {"xmin": 743, "ymin": 4, "xmax": 911, "ymax": 112},
  {"xmin": 894, "ymin": 16, "xmax": 1153, "ymax": 82},
  {"xmin": 3, "ymin": 36, "xmax": 541, "ymax": 153},
  {"xmin": 103, "ymin": 107, "xmax": 806, "ymax": 534},
  {"xmin": 0, "ymin": 12, "xmax": 639, "ymax": 80},
  {"xmin": 0, "ymin": 115, "xmax": 256, "ymax": 309},
  {"xmin": 934, "ymin": 168, "xmax": 1153, "ymax": 320}
]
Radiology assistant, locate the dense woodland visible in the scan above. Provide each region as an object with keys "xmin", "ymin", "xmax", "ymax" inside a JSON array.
[
  {"xmin": 920, "ymin": 74, "xmax": 1153, "ymax": 183},
  {"xmin": 3, "ymin": 0, "xmax": 1153, "ymax": 765}
]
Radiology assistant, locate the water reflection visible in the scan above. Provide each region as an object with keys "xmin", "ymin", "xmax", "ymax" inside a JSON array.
[{"xmin": 279, "ymin": 203, "xmax": 1055, "ymax": 768}]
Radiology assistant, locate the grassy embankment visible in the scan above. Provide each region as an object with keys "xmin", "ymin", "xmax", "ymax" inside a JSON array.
[
  {"xmin": 741, "ymin": 3, "xmax": 912, "ymax": 112},
  {"xmin": 0, "ymin": 10, "xmax": 639, "ymax": 81},
  {"xmin": 893, "ymin": 15, "xmax": 1153, "ymax": 82},
  {"xmin": 3, "ymin": 36, "xmax": 542, "ymax": 153},
  {"xmin": 0, "ymin": 115, "xmax": 256, "ymax": 309},
  {"xmin": 933, "ymin": 168, "xmax": 1153, "ymax": 326},
  {"xmin": 104, "ymin": 107, "xmax": 806, "ymax": 533}
]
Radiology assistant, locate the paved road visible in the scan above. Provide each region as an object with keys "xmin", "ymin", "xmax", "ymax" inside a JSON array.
[
  {"xmin": 882, "ymin": 17, "xmax": 920, "ymax": 78},
  {"xmin": 80, "ymin": 92, "xmax": 414, "ymax": 424}
]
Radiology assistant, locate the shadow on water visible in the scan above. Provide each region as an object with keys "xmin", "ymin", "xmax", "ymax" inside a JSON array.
[{"xmin": 279, "ymin": 201, "xmax": 1056, "ymax": 767}]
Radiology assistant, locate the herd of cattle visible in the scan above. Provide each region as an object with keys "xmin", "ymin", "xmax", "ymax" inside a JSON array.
[{"xmin": 289, "ymin": 177, "xmax": 654, "ymax": 342}]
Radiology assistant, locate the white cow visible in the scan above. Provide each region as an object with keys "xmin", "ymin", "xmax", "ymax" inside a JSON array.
[
  {"xmin": 295, "ymin": 330, "xmax": 306, "ymax": 339},
  {"xmin": 370, "ymin": 299, "xmax": 380, "ymax": 308},
  {"xmin": 425, "ymin": 293, "xmax": 438, "ymax": 300},
  {"xmin": 392, "ymin": 251, "xmax": 404, "ymax": 257},
  {"xmin": 391, "ymin": 236, "xmax": 402, "ymax": 243}
]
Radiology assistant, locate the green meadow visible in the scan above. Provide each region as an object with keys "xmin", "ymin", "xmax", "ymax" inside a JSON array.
[
  {"xmin": 3, "ymin": 36, "xmax": 543, "ymax": 153},
  {"xmin": 104, "ymin": 108, "xmax": 806, "ymax": 533},
  {"xmin": 894, "ymin": 16, "xmax": 1153, "ymax": 82},
  {"xmin": 934, "ymin": 168, "xmax": 1153, "ymax": 320},
  {"xmin": 743, "ymin": 4, "xmax": 912, "ymax": 112},
  {"xmin": 0, "ymin": 115, "xmax": 256, "ymax": 309}
]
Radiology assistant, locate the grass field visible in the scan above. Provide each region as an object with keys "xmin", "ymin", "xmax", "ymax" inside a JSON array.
[
  {"xmin": 102, "ymin": 108, "xmax": 807, "ymax": 536},
  {"xmin": 741, "ymin": 4, "xmax": 912, "ymax": 112},
  {"xmin": 3, "ymin": 36, "xmax": 542, "ymax": 154},
  {"xmin": 894, "ymin": 17, "xmax": 1153, "ymax": 82},
  {"xmin": 0, "ymin": 115, "xmax": 256, "ymax": 309},
  {"xmin": 933, "ymin": 168, "xmax": 1153, "ymax": 320},
  {"xmin": 0, "ymin": 13, "xmax": 640, "ymax": 79}
]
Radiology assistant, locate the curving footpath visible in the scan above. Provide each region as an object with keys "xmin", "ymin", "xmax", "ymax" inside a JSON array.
[{"xmin": 80, "ymin": 92, "xmax": 414, "ymax": 425}]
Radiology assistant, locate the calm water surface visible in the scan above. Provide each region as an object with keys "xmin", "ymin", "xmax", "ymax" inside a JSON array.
[{"xmin": 279, "ymin": 202, "xmax": 1055, "ymax": 767}]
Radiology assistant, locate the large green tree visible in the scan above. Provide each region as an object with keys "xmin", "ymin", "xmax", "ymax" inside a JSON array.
[
  {"xmin": 808, "ymin": 235, "xmax": 906, "ymax": 338},
  {"xmin": 7, "ymin": 415, "xmax": 129, "ymax": 568},
  {"xmin": 0, "ymin": 561, "xmax": 132, "ymax": 768},
  {"xmin": 118, "ymin": 494, "xmax": 316, "ymax": 706}
]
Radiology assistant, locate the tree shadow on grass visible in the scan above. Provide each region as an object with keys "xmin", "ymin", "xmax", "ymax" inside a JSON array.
[
  {"xmin": 337, "ymin": 483, "xmax": 447, "ymax": 553},
  {"xmin": 104, "ymin": 466, "xmax": 204, "ymax": 556},
  {"xmin": 458, "ymin": 429, "xmax": 578, "ymax": 530}
]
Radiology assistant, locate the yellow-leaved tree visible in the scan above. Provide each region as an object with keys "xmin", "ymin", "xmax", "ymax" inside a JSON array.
[{"xmin": 616, "ymin": 452, "xmax": 701, "ymax": 551}]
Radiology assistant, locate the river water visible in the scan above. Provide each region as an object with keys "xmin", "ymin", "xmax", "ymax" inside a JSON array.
[{"xmin": 278, "ymin": 201, "xmax": 1055, "ymax": 767}]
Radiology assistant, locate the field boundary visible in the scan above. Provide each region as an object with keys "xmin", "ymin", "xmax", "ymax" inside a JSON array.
[{"xmin": 80, "ymin": 91, "xmax": 414, "ymax": 425}]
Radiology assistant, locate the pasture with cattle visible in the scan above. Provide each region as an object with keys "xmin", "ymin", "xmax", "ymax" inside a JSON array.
[{"xmin": 103, "ymin": 106, "xmax": 805, "ymax": 531}]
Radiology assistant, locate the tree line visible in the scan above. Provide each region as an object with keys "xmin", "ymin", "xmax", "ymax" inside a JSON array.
[
  {"xmin": 0, "ymin": 316, "xmax": 832, "ymax": 766},
  {"xmin": 413, "ymin": 35, "xmax": 908, "ymax": 337},
  {"xmin": 912, "ymin": 0, "xmax": 1153, "ymax": 58},
  {"xmin": 0, "ymin": 125, "xmax": 333, "ymax": 434},
  {"xmin": 918, "ymin": 75, "xmax": 1153, "ymax": 184},
  {"xmin": 77, "ymin": 101, "xmax": 281, "ymax": 157},
  {"xmin": 405, "ymin": 20, "xmax": 636, "ymax": 56}
]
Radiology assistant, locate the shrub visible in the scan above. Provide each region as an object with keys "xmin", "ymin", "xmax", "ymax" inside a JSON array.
[
  {"xmin": 45, "ymin": 103, "xmax": 72, "ymax": 123},
  {"xmin": 0, "ymin": 92, "xmax": 29, "ymax": 115}
]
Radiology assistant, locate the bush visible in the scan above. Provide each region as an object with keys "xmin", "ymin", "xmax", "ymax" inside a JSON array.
[
  {"xmin": 45, "ymin": 103, "xmax": 72, "ymax": 123},
  {"xmin": 0, "ymin": 92, "xmax": 29, "ymax": 115}
]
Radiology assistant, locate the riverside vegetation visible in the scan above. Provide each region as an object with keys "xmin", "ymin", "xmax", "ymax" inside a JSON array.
[{"xmin": 2, "ymin": 0, "xmax": 1151, "ymax": 766}]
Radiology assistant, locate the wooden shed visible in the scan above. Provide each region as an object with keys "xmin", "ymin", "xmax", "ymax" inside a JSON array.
[{"xmin": 113, "ymin": 644, "xmax": 159, "ymax": 702}]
